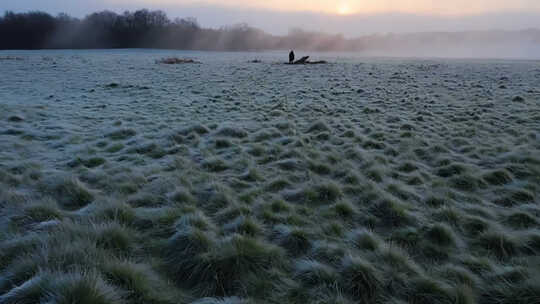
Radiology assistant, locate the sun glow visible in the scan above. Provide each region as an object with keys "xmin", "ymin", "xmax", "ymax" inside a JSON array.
[{"xmin": 337, "ymin": 3, "xmax": 352, "ymax": 15}]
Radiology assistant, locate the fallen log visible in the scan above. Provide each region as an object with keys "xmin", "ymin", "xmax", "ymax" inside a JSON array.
[
  {"xmin": 294, "ymin": 56, "xmax": 310, "ymax": 64},
  {"xmin": 284, "ymin": 57, "xmax": 328, "ymax": 65},
  {"xmin": 308, "ymin": 60, "xmax": 328, "ymax": 64}
]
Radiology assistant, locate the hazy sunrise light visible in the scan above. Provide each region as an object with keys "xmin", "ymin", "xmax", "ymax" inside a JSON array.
[{"xmin": 117, "ymin": 0, "xmax": 540, "ymax": 15}]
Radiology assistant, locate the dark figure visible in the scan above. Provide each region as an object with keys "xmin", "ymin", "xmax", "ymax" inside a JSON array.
[{"xmin": 289, "ymin": 50, "xmax": 295, "ymax": 63}]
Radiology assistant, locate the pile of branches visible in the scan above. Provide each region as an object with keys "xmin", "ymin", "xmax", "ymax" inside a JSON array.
[{"xmin": 156, "ymin": 57, "xmax": 200, "ymax": 64}]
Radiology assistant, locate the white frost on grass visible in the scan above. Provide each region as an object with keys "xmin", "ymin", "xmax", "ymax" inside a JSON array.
[{"xmin": 0, "ymin": 50, "xmax": 539, "ymax": 304}]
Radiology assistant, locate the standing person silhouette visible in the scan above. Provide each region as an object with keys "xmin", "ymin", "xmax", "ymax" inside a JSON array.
[{"xmin": 289, "ymin": 50, "xmax": 295, "ymax": 64}]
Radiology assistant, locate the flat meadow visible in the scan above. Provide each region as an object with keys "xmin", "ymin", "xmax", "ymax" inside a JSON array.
[{"xmin": 0, "ymin": 50, "xmax": 539, "ymax": 304}]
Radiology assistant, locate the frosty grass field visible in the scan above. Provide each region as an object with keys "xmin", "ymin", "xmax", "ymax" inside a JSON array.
[{"xmin": 0, "ymin": 50, "xmax": 539, "ymax": 304}]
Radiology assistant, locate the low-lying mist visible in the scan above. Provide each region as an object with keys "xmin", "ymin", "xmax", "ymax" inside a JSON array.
[{"xmin": 1, "ymin": 9, "xmax": 540, "ymax": 58}]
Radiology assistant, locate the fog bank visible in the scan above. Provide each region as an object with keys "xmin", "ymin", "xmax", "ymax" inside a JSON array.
[{"xmin": 1, "ymin": 10, "xmax": 539, "ymax": 58}]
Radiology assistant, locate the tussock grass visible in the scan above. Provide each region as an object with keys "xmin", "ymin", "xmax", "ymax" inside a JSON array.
[
  {"xmin": 436, "ymin": 164, "xmax": 468, "ymax": 177},
  {"xmin": 127, "ymin": 192, "xmax": 166, "ymax": 207},
  {"xmin": 375, "ymin": 245, "xmax": 423, "ymax": 277},
  {"xmin": 390, "ymin": 227, "xmax": 420, "ymax": 248},
  {"xmin": 438, "ymin": 265, "xmax": 479, "ymax": 287},
  {"xmin": 193, "ymin": 184, "xmax": 235, "ymax": 214},
  {"xmin": 482, "ymin": 169, "xmax": 513, "ymax": 185},
  {"xmin": 174, "ymin": 124, "xmax": 210, "ymax": 137},
  {"xmin": 91, "ymin": 200, "xmax": 136, "ymax": 226},
  {"xmin": 462, "ymin": 216, "xmax": 491, "ymax": 237},
  {"xmin": 404, "ymin": 277, "xmax": 455, "ymax": 304},
  {"xmin": 386, "ymin": 183, "xmax": 419, "ymax": 201},
  {"xmin": 433, "ymin": 207, "xmax": 463, "ymax": 227},
  {"xmin": 365, "ymin": 168, "xmax": 384, "ymax": 182},
  {"xmin": 269, "ymin": 199, "xmax": 291, "ymax": 213},
  {"xmin": 40, "ymin": 175, "xmax": 94, "ymax": 210},
  {"xmin": 282, "ymin": 182, "xmax": 342, "ymax": 205},
  {"xmin": 504, "ymin": 212, "xmax": 538, "ymax": 229},
  {"xmin": 223, "ymin": 216, "xmax": 263, "ymax": 236},
  {"xmin": 107, "ymin": 128, "xmax": 136, "ymax": 140},
  {"xmin": 348, "ymin": 229, "xmax": 381, "ymax": 251},
  {"xmin": 0, "ymin": 169, "xmax": 22, "ymax": 187},
  {"xmin": 21, "ymin": 199, "xmax": 63, "ymax": 223},
  {"xmin": 128, "ymin": 142, "xmax": 168, "ymax": 159},
  {"xmin": 309, "ymin": 241, "xmax": 346, "ymax": 264},
  {"xmin": 44, "ymin": 271, "xmax": 122, "ymax": 304},
  {"xmin": 313, "ymin": 182, "xmax": 343, "ymax": 202},
  {"xmin": 202, "ymin": 157, "xmax": 229, "ymax": 172},
  {"xmin": 449, "ymin": 174, "xmax": 484, "ymax": 192},
  {"xmin": 2, "ymin": 59, "xmax": 540, "ymax": 304},
  {"xmin": 424, "ymin": 195, "xmax": 447, "ymax": 207},
  {"xmin": 339, "ymin": 255, "xmax": 382, "ymax": 302},
  {"xmin": 294, "ymin": 259, "xmax": 338, "ymax": 287},
  {"xmin": 68, "ymin": 157, "xmax": 107, "ymax": 168},
  {"xmin": 238, "ymin": 168, "xmax": 262, "ymax": 182},
  {"xmin": 273, "ymin": 225, "xmax": 311, "ymax": 256},
  {"xmin": 0, "ymin": 234, "xmax": 41, "ymax": 270},
  {"xmin": 214, "ymin": 204, "xmax": 252, "ymax": 224},
  {"xmin": 215, "ymin": 138, "xmax": 233, "ymax": 149},
  {"xmin": 307, "ymin": 161, "xmax": 332, "ymax": 175},
  {"xmin": 475, "ymin": 230, "xmax": 519, "ymax": 259},
  {"xmin": 251, "ymin": 128, "xmax": 281, "ymax": 142},
  {"xmin": 523, "ymin": 231, "xmax": 540, "ymax": 252},
  {"xmin": 265, "ymin": 178, "xmax": 292, "ymax": 192},
  {"xmin": 276, "ymin": 159, "xmax": 304, "ymax": 171},
  {"xmin": 0, "ymin": 272, "xmax": 45, "ymax": 303},
  {"xmin": 424, "ymin": 224, "xmax": 457, "ymax": 247},
  {"xmin": 306, "ymin": 121, "xmax": 330, "ymax": 133},
  {"xmin": 175, "ymin": 210, "xmax": 215, "ymax": 231},
  {"xmin": 168, "ymin": 233, "xmax": 285, "ymax": 296},
  {"xmin": 167, "ymin": 227, "xmax": 214, "ymax": 258},
  {"xmin": 398, "ymin": 162, "xmax": 419, "ymax": 173},
  {"xmin": 493, "ymin": 190, "xmax": 534, "ymax": 207},
  {"xmin": 480, "ymin": 273, "xmax": 540, "ymax": 304},
  {"xmin": 215, "ymin": 126, "xmax": 248, "ymax": 138},
  {"xmin": 406, "ymin": 175, "xmax": 424, "ymax": 185},
  {"xmin": 94, "ymin": 222, "xmax": 136, "ymax": 253},
  {"xmin": 246, "ymin": 145, "xmax": 265, "ymax": 157},
  {"xmin": 103, "ymin": 261, "xmax": 183, "ymax": 304},
  {"xmin": 371, "ymin": 198, "xmax": 412, "ymax": 227},
  {"xmin": 169, "ymin": 188, "xmax": 196, "ymax": 204},
  {"xmin": 329, "ymin": 200, "xmax": 357, "ymax": 219},
  {"xmin": 0, "ymin": 271, "xmax": 122, "ymax": 304}
]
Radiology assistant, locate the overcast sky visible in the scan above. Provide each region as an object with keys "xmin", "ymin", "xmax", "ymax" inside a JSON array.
[{"xmin": 3, "ymin": 0, "xmax": 540, "ymax": 36}]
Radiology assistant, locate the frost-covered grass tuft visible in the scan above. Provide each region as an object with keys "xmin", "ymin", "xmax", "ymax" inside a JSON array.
[
  {"xmin": 294, "ymin": 259, "xmax": 338, "ymax": 287},
  {"xmin": 339, "ymin": 255, "xmax": 382, "ymax": 302},
  {"xmin": 273, "ymin": 225, "xmax": 311, "ymax": 256},
  {"xmin": 424, "ymin": 224, "xmax": 457, "ymax": 247},
  {"xmin": 107, "ymin": 128, "xmax": 136, "ymax": 140},
  {"xmin": 39, "ymin": 175, "xmax": 94, "ymax": 210},
  {"xmin": 475, "ymin": 230, "xmax": 519, "ymax": 259},
  {"xmin": 0, "ymin": 271, "xmax": 122, "ymax": 304},
  {"xmin": 167, "ymin": 233, "xmax": 285, "ymax": 296}
]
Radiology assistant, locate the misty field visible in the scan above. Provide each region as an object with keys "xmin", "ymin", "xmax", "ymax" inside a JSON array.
[{"xmin": 0, "ymin": 50, "xmax": 539, "ymax": 304}]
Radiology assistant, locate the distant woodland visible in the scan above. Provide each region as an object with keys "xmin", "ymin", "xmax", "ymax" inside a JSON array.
[{"xmin": 1, "ymin": 9, "xmax": 540, "ymax": 53}]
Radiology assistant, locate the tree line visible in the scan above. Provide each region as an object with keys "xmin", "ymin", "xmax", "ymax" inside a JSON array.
[{"xmin": 0, "ymin": 9, "xmax": 357, "ymax": 51}]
